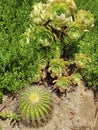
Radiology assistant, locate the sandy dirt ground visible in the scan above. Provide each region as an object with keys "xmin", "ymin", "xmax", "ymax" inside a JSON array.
[{"xmin": 0, "ymin": 81, "xmax": 98, "ymax": 130}]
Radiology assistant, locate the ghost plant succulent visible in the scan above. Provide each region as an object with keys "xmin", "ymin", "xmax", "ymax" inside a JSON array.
[
  {"xmin": 30, "ymin": 2, "xmax": 50, "ymax": 25},
  {"xmin": 66, "ymin": 9, "xmax": 94, "ymax": 40},
  {"xmin": 69, "ymin": 73, "xmax": 82, "ymax": 85},
  {"xmin": 75, "ymin": 10, "xmax": 94, "ymax": 29},
  {"xmin": 0, "ymin": 109, "xmax": 20, "ymax": 124},
  {"xmin": 53, "ymin": 76, "xmax": 70, "ymax": 92},
  {"xmin": 53, "ymin": 73, "xmax": 82, "ymax": 93},
  {"xmin": 21, "ymin": 0, "xmax": 94, "ymax": 51},
  {"xmin": 19, "ymin": 0, "xmax": 94, "ymax": 95},
  {"xmin": 74, "ymin": 53, "xmax": 91, "ymax": 68},
  {"xmin": 48, "ymin": 58, "xmax": 70, "ymax": 78},
  {"xmin": 21, "ymin": 25, "xmax": 57, "ymax": 47},
  {"xmin": 18, "ymin": 86, "xmax": 52, "ymax": 126}
]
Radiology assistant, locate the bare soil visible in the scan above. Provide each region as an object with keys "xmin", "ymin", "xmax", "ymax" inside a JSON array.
[{"xmin": 0, "ymin": 81, "xmax": 98, "ymax": 130}]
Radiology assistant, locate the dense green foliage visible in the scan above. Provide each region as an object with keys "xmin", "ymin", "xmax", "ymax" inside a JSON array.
[
  {"xmin": 0, "ymin": 0, "xmax": 43, "ymax": 100},
  {"xmin": 0, "ymin": 0, "xmax": 31, "ymax": 94},
  {"xmin": 0, "ymin": 0, "xmax": 98, "ymax": 103},
  {"xmin": 74, "ymin": 0, "xmax": 98, "ymax": 87}
]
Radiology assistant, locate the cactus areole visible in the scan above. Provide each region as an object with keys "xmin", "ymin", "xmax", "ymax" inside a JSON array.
[{"xmin": 18, "ymin": 86, "xmax": 52, "ymax": 126}]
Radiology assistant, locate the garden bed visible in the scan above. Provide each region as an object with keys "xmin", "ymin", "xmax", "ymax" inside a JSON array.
[
  {"xmin": 0, "ymin": 0, "xmax": 98, "ymax": 130},
  {"xmin": 0, "ymin": 81, "xmax": 97, "ymax": 130}
]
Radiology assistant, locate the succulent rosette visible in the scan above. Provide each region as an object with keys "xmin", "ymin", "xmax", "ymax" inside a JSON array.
[
  {"xmin": 66, "ymin": 22, "xmax": 83, "ymax": 40},
  {"xmin": 48, "ymin": 58, "xmax": 69, "ymax": 78},
  {"xmin": 47, "ymin": 0, "xmax": 77, "ymax": 12},
  {"xmin": 21, "ymin": 26, "xmax": 57, "ymax": 47},
  {"xmin": 65, "ymin": 10, "xmax": 94, "ymax": 40},
  {"xmin": 33, "ymin": 26, "xmax": 57, "ymax": 47},
  {"xmin": 47, "ymin": 2, "xmax": 72, "ymax": 30},
  {"xmin": 53, "ymin": 76, "xmax": 70, "ymax": 92},
  {"xmin": 18, "ymin": 86, "xmax": 52, "ymax": 126},
  {"xmin": 75, "ymin": 10, "xmax": 94, "ymax": 29},
  {"xmin": 51, "ymin": 45, "xmax": 62, "ymax": 58},
  {"xmin": 30, "ymin": 2, "xmax": 50, "ymax": 25},
  {"xmin": 74, "ymin": 53, "xmax": 91, "ymax": 68},
  {"xmin": 70, "ymin": 73, "xmax": 82, "ymax": 85}
]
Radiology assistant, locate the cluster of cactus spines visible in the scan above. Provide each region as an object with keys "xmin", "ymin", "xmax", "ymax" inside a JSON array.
[{"xmin": 18, "ymin": 86, "xmax": 52, "ymax": 126}]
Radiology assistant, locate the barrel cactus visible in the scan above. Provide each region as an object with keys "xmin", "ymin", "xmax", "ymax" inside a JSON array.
[{"xmin": 18, "ymin": 86, "xmax": 52, "ymax": 126}]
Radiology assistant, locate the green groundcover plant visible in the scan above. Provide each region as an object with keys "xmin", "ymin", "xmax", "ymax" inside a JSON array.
[
  {"xmin": 0, "ymin": 0, "xmax": 98, "ymax": 103},
  {"xmin": 74, "ymin": 0, "xmax": 98, "ymax": 87}
]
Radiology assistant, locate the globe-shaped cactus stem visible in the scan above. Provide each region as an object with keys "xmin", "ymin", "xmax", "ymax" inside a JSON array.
[{"xmin": 18, "ymin": 86, "xmax": 53, "ymax": 126}]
